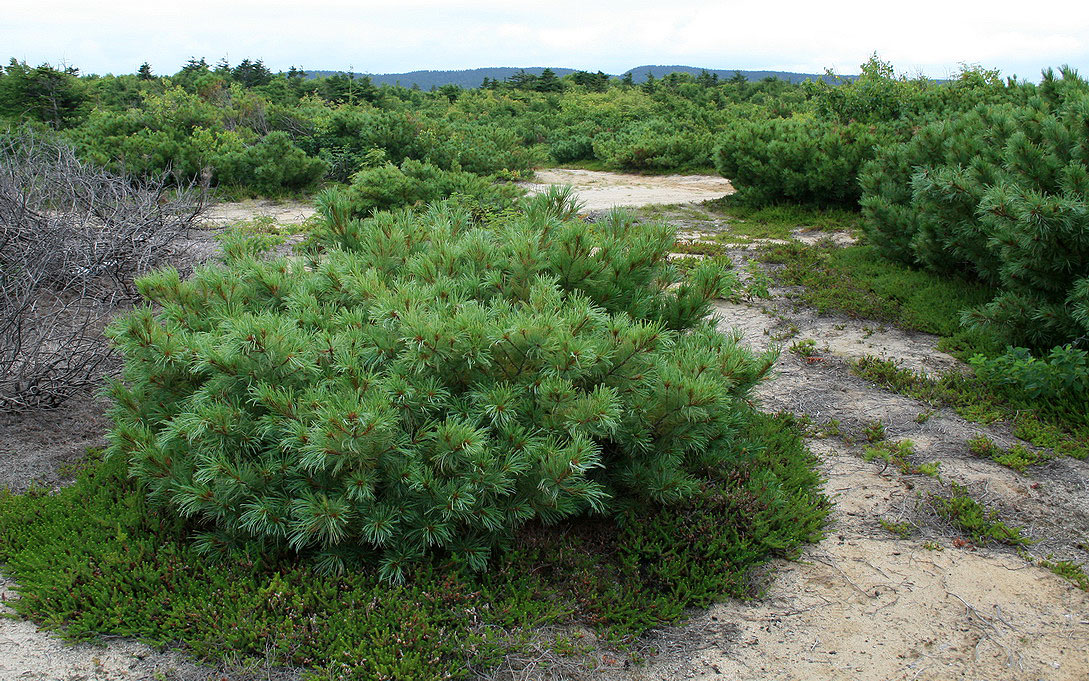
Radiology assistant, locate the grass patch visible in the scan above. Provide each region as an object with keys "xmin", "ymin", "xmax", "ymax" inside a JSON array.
[
  {"xmin": 703, "ymin": 197, "xmax": 861, "ymax": 242},
  {"xmin": 878, "ymin": 518, "xmax": 914, "ymax": 539},
  {"xmin": 671, "ymin": 240, "xmax": 728, "ymax": 257},
  {"xmin": 929, "ymin": 482, "xmax": 1030, "ymax": 547},
  {"xmin": 853, "ymin": 356, "xmax": 1089, "ymax": 461},
  {"xmin": 1038, "ymin": 558, "xmax": 1089, "ymax": 592},
  {"xmin": 0, "ymin": 412, "xmax": 827, "ymax": 681},
  {"xmin": 862, "ymin": 439, "xmax": 940, "ymax": 477},
  {"xmin": 966, "ymin": 435, "xmax": 1051, "ymax": 472},
  {"xmin": 853, "ymin": 356, "xmax": 1005, "ymax": 423},
  {"xmin": 759, "ymin": 242, "xmax": 1002, "ymax": 360}
]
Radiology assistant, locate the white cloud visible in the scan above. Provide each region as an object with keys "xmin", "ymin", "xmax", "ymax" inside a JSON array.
[{"xmin": 2, "ymin": 0, "xmax": 1086, "ymax": 79}]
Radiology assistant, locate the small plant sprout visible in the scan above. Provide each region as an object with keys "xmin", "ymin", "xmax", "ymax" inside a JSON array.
[{"xmin": 863, "ymin": 420, "xmax": 887, "ymax": 443}]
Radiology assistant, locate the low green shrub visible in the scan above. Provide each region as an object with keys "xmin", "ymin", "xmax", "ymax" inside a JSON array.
[
  {"xmin": 970, "ymin": 345, "xmax": 1089, "ymax": 425},
  {"xmin": 929, "ymin": 482, "xmax": 1030, "ymax": 546},
  {"xmin": 344, "ymin": 159, "xmax": 523, "ymax": 215},
  {"xmin": 714, "ymin": 117, "xmax": 898, "ymax": 207},
  {"xmin": 105, "ymin": 196, "xmax": 775, "ymax": 581},
  {"xmin": 214, "ymin": 131, "xmax": 329, "ymax": 193},
  {"xmin": 0, "ymin": 410, "xmax": 827, "ymax": 679},
  {"xmin": 593, "ymin": 118, "xmax": 714, "ymax": 171}
]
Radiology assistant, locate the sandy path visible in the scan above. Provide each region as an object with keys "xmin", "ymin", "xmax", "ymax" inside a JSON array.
[
  {"xmin": 519, "ymin": 169, "xmax": 733, "ymax": 210},
  {"xmin": 596, "ymin": 239, "xmax": 1089, "ymax": 680},
  {"xmin": 202, "ymin": 198, "xmax": 316, "ymax": 226}
]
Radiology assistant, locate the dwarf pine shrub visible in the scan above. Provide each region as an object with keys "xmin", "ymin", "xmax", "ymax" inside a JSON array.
[
  {"xmin": 714, "ymin": 116, "xmax": 898, "ymax": 207},
  {"xmin": 106, "ymin": 191, "xmax": 772, "ymax": 581},
  {"xmin": 860, "ymin": 67, "xmax": 1089, "ymax": 349}
]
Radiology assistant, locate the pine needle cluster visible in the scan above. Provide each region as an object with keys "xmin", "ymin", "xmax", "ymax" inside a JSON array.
[{"xmin": 106, "ymin": 190, "xmax": 774, "ymax": 581}]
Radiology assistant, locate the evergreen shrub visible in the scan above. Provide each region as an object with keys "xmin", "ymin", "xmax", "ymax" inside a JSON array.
[
  {"xmin": 714, "ymin": 117, "xmax": 897, "ymax": 207},
  {"xmin": 345, "ymin": 159, "xmax": 523, "ymax": 215},
  {"xmin": 592, "ymin": 118, "xmax": 714, "ymax": 170},
  {"xmin": 106, "ymin": 193, "xmax": 773, "ymax": 581},
  {"xmin": 860, "ymin": 68, "xmax": 1089, "ymax": 348}
]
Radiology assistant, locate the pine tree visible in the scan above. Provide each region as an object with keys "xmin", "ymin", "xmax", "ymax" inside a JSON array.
[
  {"xmin": 861, "ymin": 68, "xmax": 1089, "ymax": 348},
  {"xmin": 107, "ymin": 191, "xmax": 772, "ymax": 581},
  {"xmin": 136, "ymin": 62, "xmax": 154, "ymax": 80},
  {"xmin": 535, "ymin": 68, "xmax": 563, "ymax": 93}
]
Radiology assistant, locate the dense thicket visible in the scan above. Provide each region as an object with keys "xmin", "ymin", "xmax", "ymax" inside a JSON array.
[
  {"xmin": 0, "ymin": 56, "xmax": 801, "ymax": 200},
  {"xmin": 106, "ymin": 191, "xmax": 775, "ymax": 580},
  {"xmin": 713, "ymin": 57, "xmax": 1027, "ymax": 207},
  {"xmin": 860, "ymin": 67, "xmax": 1089, "ymax": 349}
]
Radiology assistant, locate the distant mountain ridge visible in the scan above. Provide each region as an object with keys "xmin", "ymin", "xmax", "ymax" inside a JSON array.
[{"xmin": 303, "ymin": 65, "xmax": 857, "ymax": 89}]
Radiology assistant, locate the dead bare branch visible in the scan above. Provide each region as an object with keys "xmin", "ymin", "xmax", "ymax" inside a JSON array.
[{"xmin": 0, "ymin": 127, "xmax": 207, "ymax": 411}]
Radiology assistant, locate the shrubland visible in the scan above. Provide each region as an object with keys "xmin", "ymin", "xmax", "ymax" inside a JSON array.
[{"xmin": 0, "ymin": 189, "xmax": 829, "ymax": 679}]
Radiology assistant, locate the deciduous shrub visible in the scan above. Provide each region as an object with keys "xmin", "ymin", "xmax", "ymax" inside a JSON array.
[
  {"xmin": 0, "ymin": 128, "xmax": 205, "ymax": 411},
  {"xmin": 106, "ymin": 195, "xmax": 772, "ymax": 581}
]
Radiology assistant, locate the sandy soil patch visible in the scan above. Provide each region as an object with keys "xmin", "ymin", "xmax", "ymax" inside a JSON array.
[
  {"xmin": 202, "ymin": 198, "xmax": 316, "ymax": 226},
  {"xmin": 519, "ymin": 169, "xmax": 733, "ymax": 210}
]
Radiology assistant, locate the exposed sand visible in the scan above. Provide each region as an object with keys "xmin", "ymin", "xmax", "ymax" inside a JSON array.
[{"xmin": 519, "ymin": 169, "xmax": 734, "ymax": 210}]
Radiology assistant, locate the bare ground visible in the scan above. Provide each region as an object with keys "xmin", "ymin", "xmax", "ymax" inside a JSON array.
[
  {"xmin": 519, "ymin": 169, "xmax": 733, "ymax": 211},
  {"xmin": 3, "ymin": 174, "xmax": 1088, "ymax": 680}
]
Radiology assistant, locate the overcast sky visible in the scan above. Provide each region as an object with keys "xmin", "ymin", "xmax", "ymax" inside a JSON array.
[{"xmin": 4, "ymin": 0, "xmax": 1087, "ymax": 81}]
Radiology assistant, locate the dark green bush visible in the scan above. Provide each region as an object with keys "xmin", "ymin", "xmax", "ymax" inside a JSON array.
[
  {"xmin": 593, "ymin": 118, "xmax": 713, "ymax": 171},
  {"xmin": 344, "ymin": 159, "xmax": 523, "ymax": 215},
  {"xmin": 549, "ymin": 134, "xmax": 596, "ymax": 163},
  {"xmin": 106, "ymin": 196, "xmax": 772, "ymax": 581},
  {"xmin": 214, "ymin": 131, "xmax": 328, "ymax": 193},
  {"xmin": 715, "ymin": 116, "xmax": 897, "ymax": 206},
  {"xmin": 860, "ymin": 68, "xmax": 1089, "ymax": 348}
]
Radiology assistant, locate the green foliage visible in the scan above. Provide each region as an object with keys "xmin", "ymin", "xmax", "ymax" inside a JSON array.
[
  {"xmin": 860, "ymin": 68, "xmax": 1089, "ymax": 349},
  {"xmin": 879, "ymin": 518, "xmax": 913, "ymax": 538},
  {"xmin": 966, "ymin": 434, "xmax": 1049, "ymax": 471},
  {"xmin": 105, "ymin": 197, "xmax": 773, "ymax": 580},
  {"xmin": 969, "ymin": 346, "xmax": 1089, "ymax": 425},
  {"xmin": 715, "ymin": 117, "xmax": 896, "ymax": 207},
  {"xmin": 807, "ymin": 55, "xmax": 1015, "ymax": 126},
  {"xmin": 853, "ymin": 356, "xmax": 1005, "ymax": 422},
  {"xmin": 343, "ymin": 159, "xmax": 523, "ymax": 215},
  {"xmin": 929, "ymin": 483, "xmax": 1030, "ymax": 546},
  {"xmin": 0, "ymin": 59, "xmax": 87, "ymax": 128},
  {"xmin": 593, "ymin": 118, "xmax": 714, "ymax": 171},
  {"xmin": 853, "ymin": 355, "xmax": 1089, "ymax": 460},
  {"xmin": 213, "ymin": 131, "xmax": 329, "ymax": 193},
  {"xmin": 0, "ymin": 410, "xmax": 826, "ymax": 678},
  {"xmin": 759, "ymin": 242, "xmax": 1001, "ymax": 358},
  {"xmin": 1038, "ymin": 557, "xmax": 1089, "ymax": 591},
  {"xmin": 862, "ymin": 439, "xmax": 938, "ymax": 477}
]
